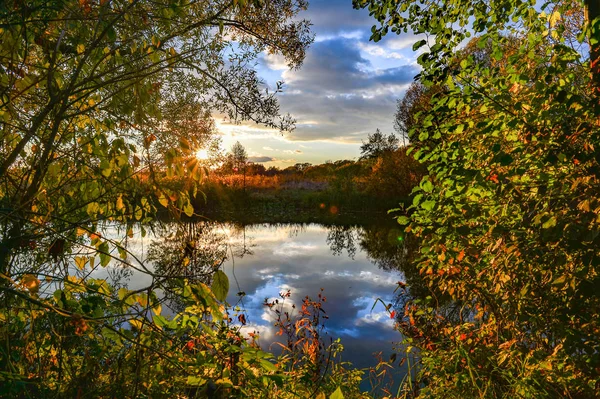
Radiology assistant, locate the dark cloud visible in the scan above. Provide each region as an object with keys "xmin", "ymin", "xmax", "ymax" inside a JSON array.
[
  {"xmin": 283, "ymin": 39, "xmax": 417, "ymax": 95},
  {"xmin": 273, "ymin": 38, "xmax": 418, "ymax": 141},
  {"xmin": 253, "ymin": 1, "xmax": 421, "ymax": 143},
  {"xmin": 299, "ymin": 0, "xmax": 375, "ymax": 36},
  {"xmin": 248, "ymin": 156, "xmax": 276, "ymax": 163},
  {"xmin": 282, "ymin": 93, "xmax": 400, "ymax": 141}
]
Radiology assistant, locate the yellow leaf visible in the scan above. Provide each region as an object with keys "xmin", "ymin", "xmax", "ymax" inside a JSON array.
[
  {"xmin": 116, "ymin": 195, "xmax": 125, "ymax": 211},
  {"xmin": 330, "ymin": 387, "xmax": 344, "ymax": 399},
  {"xmin": 577, "ymin": 199, "xmax": 590, "ymax": 212},
  {"xmin": 129, "ymin": 319, "xmax": 143, "ymax": 330},
  {"xmin": 77, "ymin": 44, "xmax": 85, "ymax": 54},
  {"xmin": 158, "ymin": 193, "xmax": 169, "ymax": 208},
  {"xmin": 67, "ymin": 275, "xmax": 81, "ymax": 284},
  {"xmin": 74, "ymin": 256, "xmax": 87, "ymax": 270},
  {"xmin": 549, "ymin": 11, "xmax": 561, "ymax": 28},
  {"xmin": 22, "ymin": 274, "xmax": 40, "ymax": 293},
  {"xmin": 183, "ymin": 202, "xmax": 194, "ymax": 217},
  {"xmin": 153, "ymin": 304, "xmax": 162, "ymax": 315}
]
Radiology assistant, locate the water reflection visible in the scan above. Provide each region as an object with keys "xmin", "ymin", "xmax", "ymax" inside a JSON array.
[
  {"xmin": 326, "ymin": 225, "xmax": 357, "ymax": 258},
  {"xmin": 325, "ymin": 224, "xmax": 428, "ymax": 300},
  {"xmin": 94, "ymin": 219, "xmax": 431, "ymax": 395},
  {"xmin": 141, "ymin": 221, "xmax": 422, "ymax": 380}
]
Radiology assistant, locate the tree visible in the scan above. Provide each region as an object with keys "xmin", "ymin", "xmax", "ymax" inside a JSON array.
[
  {"xmin": 356, "ymin": 0, "xmax": 600, "ymax": 397},
  {"xmin": 394, "ymin": 82, "xmax": 444, "ymax": 144},
  {"xmin": 0, "ymin": 1, "xmax": 315, "ymax": 395},
  {"xmin": 0, "ymin": 0, "xmax": 313, "ymax": 271},
  {"xmin": 294, "ymin": 162, "xmax": 312, "ymax": 172},
  {"xmin": 364, "ymin": 148, "xmax": 424, "ymax": 200},
  {"xmin": 231, "ymin": 141, "xmax": 248, "ymax": 172},
  {"xmin": 359, "ymin": 129, "xmax": 399, "ymax": 159}
]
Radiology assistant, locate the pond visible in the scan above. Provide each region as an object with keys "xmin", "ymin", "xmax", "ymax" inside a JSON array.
[{"xmin": 99, "ymin": 220, "xmax": 418, "ymax": 390}]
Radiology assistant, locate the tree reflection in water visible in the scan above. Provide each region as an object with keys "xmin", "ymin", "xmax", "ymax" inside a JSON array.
[
  {"xmin": 147, "ymin": 222, "xmax": 229, "ymax": 311},
  {"xmin": 326, "ymin": 225, "xmax": 357, "ymax": 258},
  {"xmin": 325, "ymin": 224, "xmax": 426, "ymax": 298},
  {"xmin": 326, "ymin": 223, "xmax": 469, "ymax": 322}
]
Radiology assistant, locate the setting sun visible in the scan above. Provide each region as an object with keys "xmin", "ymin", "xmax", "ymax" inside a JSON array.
[{"xmin": 195, "ymin": 148, "xmax": 209, "ymax": 160}]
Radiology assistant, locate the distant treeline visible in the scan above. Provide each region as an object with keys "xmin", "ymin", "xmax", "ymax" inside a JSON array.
[{"xmin": 157, "ymin": 146, "xmax": 425, "ymax": 218}]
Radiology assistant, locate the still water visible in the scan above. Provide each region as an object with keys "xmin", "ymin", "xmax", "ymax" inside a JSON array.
[{"xmin": 101, "ymin": 221, "xmax": 414, "ymax": 385}]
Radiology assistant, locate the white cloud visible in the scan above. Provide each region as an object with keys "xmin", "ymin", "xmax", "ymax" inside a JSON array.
[
  {"xmin": 263, "ymin": 52, "xmax": 289, "ymax": 71},
  {"xmin": 273, "ymin": 242, "xmax": 318, "ymax": 257},
  {"xmin": 358, "ymin": 42, "xmax": 411, "ymax": 62}
]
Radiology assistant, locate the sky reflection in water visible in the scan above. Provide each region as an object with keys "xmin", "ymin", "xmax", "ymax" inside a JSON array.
[{"xmin": 219, "ymin": 223, "xmax": 403, "ymax": 372}]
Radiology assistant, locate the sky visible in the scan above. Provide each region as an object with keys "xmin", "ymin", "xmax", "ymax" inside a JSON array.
[{"xmin": 217, "ymin": 0, "xmax": 423, "ymax": 168}]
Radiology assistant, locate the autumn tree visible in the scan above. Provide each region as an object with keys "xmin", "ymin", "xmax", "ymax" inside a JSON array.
[
  {"xmin": 394, "ymin": 82, "xmax": 444, "ymax": 144},
  {"xmin": 356, "ymin": 0, "xmax": 600, "ymax": 397},
  {"xmin": 0, "ymin": 0, "xmax": 313, "ymax": 269},
  {"xmin": 0, "ymin": 0, "xmax": 314, "ymax": 395}
]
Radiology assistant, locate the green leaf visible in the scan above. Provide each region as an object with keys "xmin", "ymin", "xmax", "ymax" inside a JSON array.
[
  {"xmin": 413, "ymin": 39, "xmax": 427, "ymax": 51},
  {"xmin": 421, "ymin": 180, "xmax": 434, "ymax": 193},
  {"xmin": 153, "ymin": 315, "xmax": 168, "ymax": 328},
  {"xmin": 211, "ymin": 270, "xmax": 229, "ymax": 302},
  {"xmin": 397, "ymin": 216, "xmax": 410, "ymax": 225},
  {"xmin": 413, "ymin": 193, "xmax": 423, "ymax": 206},
  {"xmin": 542, "ymin": 216, "xmax": 557, "ymax": 229},
  {"xmin": 186, "ymin": 376, "xmax": 207, "ymax": 386},
  {"xmin": 330, "ymin": 387, "xmax": 344, "ymax": 399},
  {"xmin": 98, "ymin": 242, "xmax": 110, "ymax": 266},
  {"xmin": 259, "ymin": 359, "xmax": 277, "ymax": 371},
  {"xmin": 421, "ymin": 200, "xmax": 436, "ymax": 211}
]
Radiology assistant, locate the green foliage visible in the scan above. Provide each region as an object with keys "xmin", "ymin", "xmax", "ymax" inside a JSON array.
[
  {"xmin": 356, "ymin": 0, "xmax": 600, "ymax": 397},
  {"xmin": 0, "ymin": 0, "xmax": 314, "ymax": 271},
  {"xmin": 0, "ymin": 1, "xmax": 386, "ymax": 397}
]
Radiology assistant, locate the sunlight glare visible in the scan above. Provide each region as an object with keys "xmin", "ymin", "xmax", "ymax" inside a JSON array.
[{"xmin": 196, "ymin": 149, "xmax": 209, "ymax": 160}]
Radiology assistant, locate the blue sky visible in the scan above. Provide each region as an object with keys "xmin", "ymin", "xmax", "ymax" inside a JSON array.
[{"xmin": 217, "ymin": 0, "xmax": 423, "ymax": 167}]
